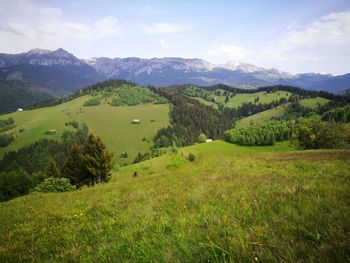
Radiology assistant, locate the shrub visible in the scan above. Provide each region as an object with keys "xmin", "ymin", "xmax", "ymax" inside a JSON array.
[
  {"xmin": 188, "ymin": 153, "xmax": 196, "ymax": 162},
  {"xmin": 0, "ymin": 134, "xmax": 14, "ymax": 148},
  {"xmin": 83, "ymin": 97, "xmax": 101, "ymax": 106},
  {"xmin": 198, "ymin": 133, "xmax": 207, "ymax": 143},
  {"xmin": 34, "ymin": 177, "xmax": 75, "ymax": 193}
]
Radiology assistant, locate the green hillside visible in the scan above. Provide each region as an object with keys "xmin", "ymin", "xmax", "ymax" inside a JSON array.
[
  {"xmin": 182, "ymin": 86, "xmax": 292, "ymax": 108},
  {"xmin": 222, "ymin": 90, "xmax": 292, "ymax": 108},
  {"xmin": 0, "ymin": 88, "xmax": 170, "ymax": 164},
  {"xmin": 1, "ymin": 141, "xmax": 349, "ymax": 262},
  {"xmin": 299, "ymin": 97, "xmax": 329, "ymax": 109},
  {"xmin": 235, "ymin": 97, "xmax": 330, "ymax": 129}
]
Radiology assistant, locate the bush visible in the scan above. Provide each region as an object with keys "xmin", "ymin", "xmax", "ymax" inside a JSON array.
[
  {"xmin": 83, "ymin": 97, "xmax": 101, "ymax": 106},
  {"xmin": 0, "ymin": 170, "xmax": 34, "ymax": 201},
  {"xmin": 0, "ymin": 134, "xmax": 14, "ymax": 148},
  {"xmin": 188, "ymin": 153, "xmax": 196, "ymax": 162},
  {"xmin": 198, "ymin": 133, "xmax": 207, "ymax": 143},
  {"xmin": 34, "ymin": 177, "xmax": 75, "ymax": 193}
]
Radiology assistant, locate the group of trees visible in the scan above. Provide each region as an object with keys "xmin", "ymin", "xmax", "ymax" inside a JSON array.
[
  {"xmin": 63, "ymin": 133, "xmax": 113, "ymax": 186},
  {"xmin": 297, "ymin": 115, "xmax": 348, "ymax": 149},
  {"xmin": 224, "ymin": 120, "xmax": 295, "ymax": 146},
  {"xmin": 321, "ymin": 105, "xmax": 350, "ymax": 123},
  {"xmin": 110, "ymin": 86, "xmax": 167, "ymax": 106},
  {"xmin": 0, "ymin": 122, "xmax": 113, "ymax": 201},
  {"xmin": 0, "ymin": 117, "xmax": 15, "ymax": 147},
  {"xmin": 224, "ymin": 114, "xmax": 348, "ymax": 149}
]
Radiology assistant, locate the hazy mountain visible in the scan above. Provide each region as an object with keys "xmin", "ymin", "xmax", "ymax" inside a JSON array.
[{"xmin": 0, "ymin": 48, "xmax": 349, "ymax": 101}]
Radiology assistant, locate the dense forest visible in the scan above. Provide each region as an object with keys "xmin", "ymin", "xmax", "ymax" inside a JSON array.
[{"xmin": 151, "ymin": 88, "xmax": 232, "ymax": 147}]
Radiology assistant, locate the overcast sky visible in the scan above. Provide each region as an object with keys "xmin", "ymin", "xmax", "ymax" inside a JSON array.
[{"xmin": 0, "ymin": 0, "xmax": 349, "ymax": 75}]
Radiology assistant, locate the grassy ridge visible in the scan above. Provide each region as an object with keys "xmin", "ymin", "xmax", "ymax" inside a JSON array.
[
  {"xmin": 0, "ymin": 141, "xmax": 349, "ymax": 262},
  {"xmin": 0, "ymin": 95, "xmax": 170, "ymax": 163}
]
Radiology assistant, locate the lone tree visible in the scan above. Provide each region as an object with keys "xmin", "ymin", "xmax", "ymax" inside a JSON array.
[{"xmin": 81, "ymin": 133, "xmax": 113, "ymax": 185}]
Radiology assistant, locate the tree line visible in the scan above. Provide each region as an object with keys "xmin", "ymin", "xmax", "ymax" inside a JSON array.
[{"xmin": 224, "ymin": 120, "xmax": 295, "ymax": 146}]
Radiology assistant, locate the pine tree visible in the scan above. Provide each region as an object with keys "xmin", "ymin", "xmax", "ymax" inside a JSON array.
[
  {"xmin": 62, "ymin": 144, "xmax": 85, "ymax": 186},
  {"xmin": 81, "ymin": 133, "xmax": 113, "ymax": 185},
  {"xmin": 46, "ymin": 160, "xmax": 61, "ymax": 178}
]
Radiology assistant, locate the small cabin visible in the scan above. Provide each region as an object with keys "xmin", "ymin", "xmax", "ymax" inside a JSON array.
[
  {"xmin": 131, "ymin": 119, "xmax": 141, "ymax": 124},
  {"xmin": 206, "ymin": 139, "xmax": 213, "ymax": 143},
  {"xmin": 45, "ymin": 129, "xmax": 57, "ymax": 135},
  {"xmin": 17, "ymin": 108, "xmax": 23, "ymax": 112}
]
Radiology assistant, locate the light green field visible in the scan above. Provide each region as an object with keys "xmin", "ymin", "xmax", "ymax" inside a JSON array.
[
  {"xmin": 299, "ymin": 97, "xmax": 329, "ymax": 109},
  {"xmin": 1, "ymin": 141, "xmax": 349, "ymax": 262},
  {"xmin": 0, "ymin": 96, "xmax": 170, "ymax": 164},
  {"xmin": 217, "ymin": 91, "xmax": 292, "ymax": 108},
  {"xmin": 236, "ymin": 103, "xmax": 289, "ymax": 128},
  {"xmin": 192, "ymin": 97, "xmax": 218, "ymax": 108}
]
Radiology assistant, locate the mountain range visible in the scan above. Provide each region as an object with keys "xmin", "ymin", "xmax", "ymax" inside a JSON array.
[{"xmin": 0, "ymin": 48, "xmax": 349, "ymax": 113}]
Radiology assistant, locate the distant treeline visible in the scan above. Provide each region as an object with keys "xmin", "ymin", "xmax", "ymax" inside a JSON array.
[{"xmin": 203, "ymin": 84, "xmax": 350, "ymax": 103}]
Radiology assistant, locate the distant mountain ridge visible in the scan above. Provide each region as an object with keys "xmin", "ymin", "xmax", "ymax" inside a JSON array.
[{"xmin": 0, "ymin": 48, "xmax": 349, "ymax": 97}]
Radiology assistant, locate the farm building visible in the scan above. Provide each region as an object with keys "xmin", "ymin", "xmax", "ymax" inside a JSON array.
[{"xmin": 131, "ymin": 119, "xmax": 141, "ymax": 124}]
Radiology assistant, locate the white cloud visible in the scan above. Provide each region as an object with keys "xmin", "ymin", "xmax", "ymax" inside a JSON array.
[
  {"xmin": 260, "ymin": 11, "xmax": 350, "ymax": 61},
  {"xmin": 39, "ymin": 7, "xmax": 63, "ymax": 17},
  {"xmin": 94, "ymin": 16, "xmax": 124, "ymax": 38},
  {"xmin": 4, "ymin": 22, "xmax": 37, "ymax": 37},
  {"xmin": 159, "ymin": 38, "xmax": 174, "ymax": 48},
  {"xmin": 208, "ymin": 44, "xmax": 245, "ymax": 60},
  {"xmin": 143, "ymin": 22, "xmax": 192, "ymax": 35}
]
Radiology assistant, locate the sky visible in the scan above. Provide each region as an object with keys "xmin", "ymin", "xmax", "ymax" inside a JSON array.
[{"xmin": 0, "ymin": 0, "xmax": 349, "ymax": 75}]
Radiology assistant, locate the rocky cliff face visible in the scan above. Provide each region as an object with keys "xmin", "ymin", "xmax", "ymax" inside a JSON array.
[{"xmin": 0, "ymin": 48, "xmax": 349, "ymax": 93}]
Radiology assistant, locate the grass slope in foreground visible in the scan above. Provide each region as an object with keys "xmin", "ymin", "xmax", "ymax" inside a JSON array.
[
  {"xmin": 0, "ymin": 95, "xmax": 169, "ymax": 164},
  {"xmin": 1, "ymin": 141, "xmax": 349, "ymax": 262}
]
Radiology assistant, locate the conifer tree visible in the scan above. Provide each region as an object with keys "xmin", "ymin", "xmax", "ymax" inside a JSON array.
[
  {"xmin": 62, "ymin": 144, "xmax": 85, "ymax": 186},
  {"xmin": 81, "ymin": 133, "xmax": 113, "ymax": 185},
  {"xmin": 46, "ymin": 160, "xmax": 61, "ymax": 178}
]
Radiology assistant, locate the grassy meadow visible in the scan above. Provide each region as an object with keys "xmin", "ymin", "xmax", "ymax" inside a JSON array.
[
  {"xmin": 0, "ymin": 95, "xmax": 170, "ymax": 164},
  {"xmin": 1, "ymin": 140, "xmax": 349, "ymax": 262},
  {"xmin": 221, "ymin": 91, "xmax": 292, "ymax": 108}
]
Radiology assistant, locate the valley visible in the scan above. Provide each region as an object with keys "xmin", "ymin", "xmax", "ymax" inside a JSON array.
[{"xmin": 1, "ymin": 1, "xmax": 350, "ymax": 262}]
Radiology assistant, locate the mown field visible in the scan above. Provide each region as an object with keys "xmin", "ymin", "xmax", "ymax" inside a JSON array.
[
  {"xmin": 0, "ymin": 95, "xmax": 169, "ymax": 164},
  {"xmin": 1, "ymin": 141, "xmax": 349, "ymax": 262}
]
